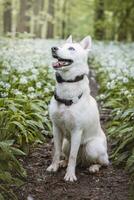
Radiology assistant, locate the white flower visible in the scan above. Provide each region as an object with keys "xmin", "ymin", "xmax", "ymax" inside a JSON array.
[
  {"xmin": 117, "ymin": 76, "xmax": 123, "ymax": 81},
  {"xmin": 124, "ymin": 90, "xmax": 129, "ymax": 95},
  {"xmin": 0, "ymin": 81, "xmax": 5, "ymax": 87},
  {"xmin": 109, "ymin": 73, "xmax": 116, "ymax": 79},
  {"xmin": 106, "ymin": 81, "xmax": 115, "ymax": 89},
  {"xmin": 127, "ymin": 94, "xmax": 132, "ymax": 98},
  {"xmin": 36, "ymin": 82, "xmax": 42, "ymax": 88},
  {"xmin": 27, "ymin": 92, "xmax": 37, "ymax": 99},
  {"xmin": 12, "ymin": 75, "xmax": 18, "ymax": 83},
  {"xmin": 13, "ymin": 89, "xmax": 22, "ymax": 95},
  {"xmin": 47, "ymin": 83, "xmax": 52, "ymax": 87},
  {"xmin": 2, "ymin": 70, "xmax": 9, "ymax": 75},
  {"xmin": 4, "ymin": 83, "xmax": 11, "ymax": 89},
  {"xmin": 107, "ymin": 83, "xmax": 111, "ymax": 89},
  {"xmin": 99, "ymin": 94, "xmax": 105, "ymax": 99},
  {"xmin": 31, "ymin": 68, "xmax": 38, "ymax": 74},
  {"xmin": 122, "ymin": 77, "xmax": 128, "ymax": 83},
  {"xmin": 29, "ymin": 74, "xmax": 37, "ymax": 80},
  {"xmin": 1, "ymin": 92, "xmax": 8, "ymax": 97},
  {"xmin": 116, "ymin": 110, "xmax": 121, "ymax": 115},
  {"xmin": 28, "ymin": 87, "xmax": 35, "ymax": 92},
  {"xmin": 20, "ymin": 76, "xmax": 28, "ymax": 84},
  {"xmin": 44, "ymin": 88, "xmax": 49, "ymax": 93}
]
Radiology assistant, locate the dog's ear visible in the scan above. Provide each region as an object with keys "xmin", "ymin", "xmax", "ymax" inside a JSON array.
[
  {"xmin": 80, "ymin": 36, "xmax": 91, "ymax": 50},
  {"xmin": 66, "ymin": 35, "xmax": 72, "ymax": 43}
]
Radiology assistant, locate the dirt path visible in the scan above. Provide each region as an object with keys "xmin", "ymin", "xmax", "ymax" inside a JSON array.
[{"xmin": 16, "ymin": 71, "xmax": 132, "ymax": 200}]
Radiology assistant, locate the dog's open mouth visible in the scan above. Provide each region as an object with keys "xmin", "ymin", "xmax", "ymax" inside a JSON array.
[{"xmin": 52, "ymin": 54, "xmax": 73, "ymax": 69}]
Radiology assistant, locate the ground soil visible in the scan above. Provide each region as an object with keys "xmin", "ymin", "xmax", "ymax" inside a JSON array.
[{"xmin": 15, "ymin": 71, "xmax": 132, "ymax": 200}]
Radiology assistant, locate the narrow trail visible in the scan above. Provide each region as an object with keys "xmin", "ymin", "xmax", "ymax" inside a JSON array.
[{"xmin": 16, "ymin": 70, "xmax": 131, "ymax": 200}]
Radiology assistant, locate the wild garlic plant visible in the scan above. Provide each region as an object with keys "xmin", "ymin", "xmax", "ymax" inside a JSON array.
[
  {"xmin": 91, "ymin": 41, "xmax": 134, "ymax": 175},
  {"xmin": 0, "ymin": 39, "xmax": 61, "ymax": 199}
]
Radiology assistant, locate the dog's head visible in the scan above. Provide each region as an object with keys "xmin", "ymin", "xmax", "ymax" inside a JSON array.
[{"xmin": 52, "ymin": 35, "xmax": 91, "ymax": 70}]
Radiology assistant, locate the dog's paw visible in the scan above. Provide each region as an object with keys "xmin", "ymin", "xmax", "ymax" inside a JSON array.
[
  {"xmin": 64, "ymin": 170, "xmax": 77, "ymax": 182},
  {"xmin": 59, "ymin": 160, "xmax": 68, "ymax": 168},
  {"xmin": 46, "ymin": 163, "xmax": 59, "ymax": 172},
  {"xmin": 89, "ymin": 164, "xmax": 101, "ymax": 173}
]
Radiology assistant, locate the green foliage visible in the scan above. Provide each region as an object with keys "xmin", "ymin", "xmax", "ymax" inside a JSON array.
[
  {"xmin": 0, "ymin": 139, "xmax": 26, "ymax": 200},
  {"xmin": 92, "ymin": 42, "xmax": 134, "ymax": 176},
  {"xmin": 105, "ymin": 0, "xmax": 134, "ymax": 41},
  {"xmin": 0, "ymin": 39, "xmax": 56, "ymax": 199},
  {"xmin": 0, "ymin": 98, "xmax": 51, "ymax": 146},
  {"xmin": 0, "ymin": 97, "xmax": 52, "ymax": 199},
  {"xmin": 0, "ymin": 0, "xmax": 134, "ymax": 41}
]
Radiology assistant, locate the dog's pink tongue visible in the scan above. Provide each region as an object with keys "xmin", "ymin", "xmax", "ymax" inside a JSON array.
[{"xmin": 52, "ymin": 61, "xmax": 64, "ymax": 68}]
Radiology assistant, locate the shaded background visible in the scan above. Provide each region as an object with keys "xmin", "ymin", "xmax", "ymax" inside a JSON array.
[{"xmin": 0, "ymin": 0, "xmax": 134, "ymax": 41}]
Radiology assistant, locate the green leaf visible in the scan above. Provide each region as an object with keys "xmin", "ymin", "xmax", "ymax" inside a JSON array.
[
  {"xmin": 0, "ymin": 193, "xmax": 5, "ymax": 200},
  {"xmin": 0, "ymin": 172, "xmax": 12, "ymax": 183},
  {"xmin": 10, "ymin": 147, "xmax": 25, "ymax": 156},
  {"xmin": 9, "ymin": 121, "xmax": 28, "ymax": 142}
]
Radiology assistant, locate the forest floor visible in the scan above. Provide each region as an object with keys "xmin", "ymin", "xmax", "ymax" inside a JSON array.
[{"xmin": 15, "ymin": 70, "xmax": 132, "ymax": 200}]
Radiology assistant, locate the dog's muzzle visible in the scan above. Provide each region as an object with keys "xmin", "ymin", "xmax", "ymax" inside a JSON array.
[{"xmin": 51, "ymin": 47, "xmax": 73, "ymax": 69}]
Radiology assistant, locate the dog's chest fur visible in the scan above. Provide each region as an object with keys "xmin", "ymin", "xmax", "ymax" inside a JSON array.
[
  {"xmin": 56, "ymin": 76, "xmax": 89, "ymax": 100},
  {"xmin": 50, "ymin": 76, "xmax": 89, "ymax": 129},
  {"xmin": 50, "ymin": 102, "xmax": 75, "ymax": 133}
]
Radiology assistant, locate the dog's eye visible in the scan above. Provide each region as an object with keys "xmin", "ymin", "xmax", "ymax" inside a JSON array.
[{"xmin": 68, "ymin": 47, "xmax": 75, "ymax": 51}]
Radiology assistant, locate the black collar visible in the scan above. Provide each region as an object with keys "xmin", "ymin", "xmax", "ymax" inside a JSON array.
[
  {"xmin": 56, "ymin": 72, "xmax": 85, "ymax": 83},
  {"xmin": 54, "ymin": 90, "xmax": 83, "ymax": 106}
]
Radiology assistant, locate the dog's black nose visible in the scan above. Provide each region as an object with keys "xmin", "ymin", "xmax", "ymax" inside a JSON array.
[{"xmin": 51, "ymin": 47, "xmax": 58, "ymax": 52}]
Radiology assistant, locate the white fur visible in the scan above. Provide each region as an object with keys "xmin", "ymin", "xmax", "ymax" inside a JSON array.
[{"xmin": 47, "ymin": 36, "xmax": 109, "ymax": 182}]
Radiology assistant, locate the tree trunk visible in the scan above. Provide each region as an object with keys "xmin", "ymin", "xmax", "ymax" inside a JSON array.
[
  {"xmin": 61, "ymin": 0, "xmax": 67, "ymax": 38},
  {"xmin": 47, "ymin": 0, "xmax": 54, "ymax": 38},
  {"xmin": 3, "ymin": 1, "xmax": 12, "ymax": 34},
  {"xmin": 66, "ymin": 0, "xmax": 72, "ymax": 38},
  {"xmin": 11, "ymin": 0, "xmax": 19, "ymax": 38},
  {"xmin": 94, "ymin": 0, "xmax": 105, "ymax": 40},
  {"xmin": 16, "ymin": 0, "xmax": 29, "ymax": 33},
  {"xmin": 131, "ymin": 30, "xmax": 134, "ymax": 41},
  {"xmin": 54, "ymin": 0, "xmax": 62, "ymax": 38},
  {"xmin": 117, "ymin": 25, "xmax": 127, "ymax": 41},
  {"xmin": 117, "ymin": 4, "xmax": 134, "ymax": 41},
  {"xmin": 33, "ymin": 0, "xmax": 44, "ymax": 37},
  {"xmin": 0, "ymin": 1, "xmax": 4, "ymax": 35}
]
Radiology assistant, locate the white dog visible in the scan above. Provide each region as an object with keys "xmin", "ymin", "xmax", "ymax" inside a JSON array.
[{"xmin": 46, "ymin": 36, "xmax": 109, "ymax": 182}]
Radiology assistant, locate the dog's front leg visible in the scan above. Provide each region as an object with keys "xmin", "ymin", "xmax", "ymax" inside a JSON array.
[
  {"xmin": 46, "ymin": 125, "xmax": 62, "ymax": 172},
  {"xmin": 64, "ymin": 129, "xmax": 82, "ymax": 182}
]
